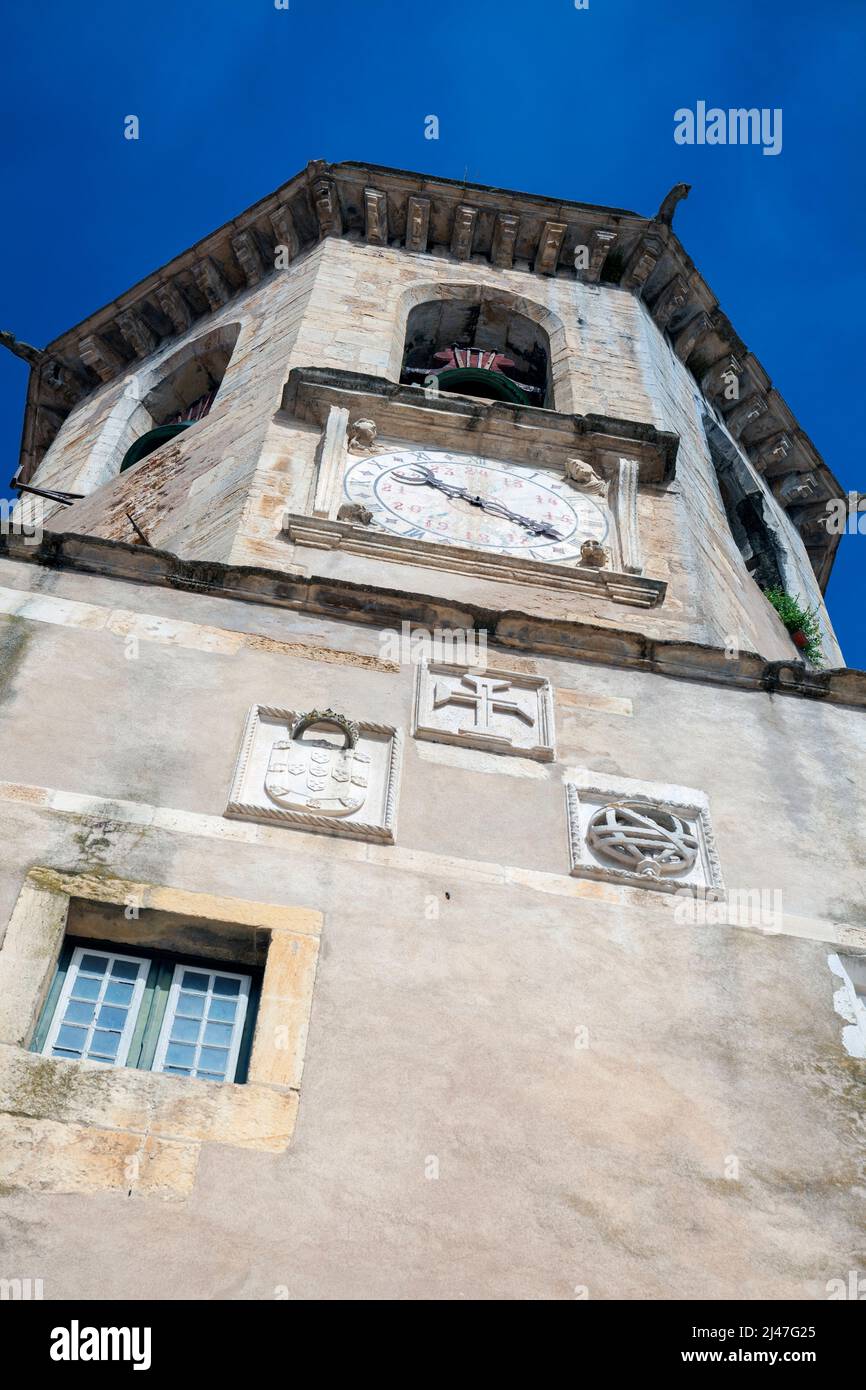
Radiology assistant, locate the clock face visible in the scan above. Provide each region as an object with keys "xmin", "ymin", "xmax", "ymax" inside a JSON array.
[{"xmin": 343, "ymin": 448, "xmax": 608, "ymax": 563}]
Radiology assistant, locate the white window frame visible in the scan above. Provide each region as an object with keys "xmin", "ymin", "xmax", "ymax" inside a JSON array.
[
  {"xmin": 42, "ymin": 945, "xmax": 149, "ymax": 1068},
  {"xmin": 152, "ymin": 963, "xmax": 251, "ymax": 1083}
]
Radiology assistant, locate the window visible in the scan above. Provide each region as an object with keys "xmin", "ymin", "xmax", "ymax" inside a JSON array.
[
  {"xmin": 32, "ymin": 940, "xmax": 259, "ymax": 1084},
  {"xmin": 153, "ymin": 964, "xmax": 250, "ymax": 1082},
  {"xmin": 43, "ymin": 947, "xmax": 149, "ymax": 1067}
]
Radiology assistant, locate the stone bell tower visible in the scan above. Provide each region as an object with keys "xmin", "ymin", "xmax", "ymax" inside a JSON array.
[{"xmin": 1, "ymin": 161, "xmax": 864, "ymax": 1301}]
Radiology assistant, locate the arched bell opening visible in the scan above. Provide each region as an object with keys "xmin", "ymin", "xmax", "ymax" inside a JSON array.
[{"xmin": 400, "ymin": 297, "xmax": 552, "ymax": 407}]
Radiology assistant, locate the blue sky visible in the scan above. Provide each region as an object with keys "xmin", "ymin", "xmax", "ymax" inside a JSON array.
[{"xmin": 1, "ymin": 0, "xmax": 864, "ymax": 663}]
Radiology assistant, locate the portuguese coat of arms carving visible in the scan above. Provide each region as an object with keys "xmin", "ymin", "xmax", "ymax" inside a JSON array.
[
  {"xmin": 226, "ymin": 704, "xmax": 401, "ymax": 844},
  {"xmin": 264, "ymin": 709, "xmax": 370, "ymax": 816}
]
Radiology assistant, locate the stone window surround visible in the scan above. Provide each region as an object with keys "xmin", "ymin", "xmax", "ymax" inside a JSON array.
[{"xmin": 0, "ymin": 868, "xmax": 322, "ymax": 1196}]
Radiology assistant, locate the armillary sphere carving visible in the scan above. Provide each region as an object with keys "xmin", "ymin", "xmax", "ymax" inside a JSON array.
[{"xmin": 586, "ymin": 800, "xmax": 699, "ymax": 879}]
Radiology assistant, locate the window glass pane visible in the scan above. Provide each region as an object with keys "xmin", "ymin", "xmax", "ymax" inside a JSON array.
[
  {"xmin": 90, "ymin": 1031, "xmax": 120, "ymax": 1059},
  {"xmin": 65, "ymin": 1000, "xmax": 95, "ymax": 1025},
  {"xmin": 111, "ymin": 959, "xmax": 141, "ymax": 981},
  {"xmin": 177, "ymin": 992, "xmax": 205, "ymax": 1019},
  {"xmin": 171, "ymin": 1016, "xmax": 200, "ymax": 1044},
  {"xmin": 96, "ymin": 1005, "xmax": 126, "ymax": 1030},
  {"xmin": 79, "ymin": 954, "xmax": 108, "ymax": 975},
  {"xmin": 57, "ymin": 1024, "xmax": 86, "ymax": 1053},
  {"xmin": 71, "ymin": 975, "xmax": 101, "ymax": 1002},
  {"xmin": 203, "ymin": 1021, "xmax": 233, "ymax": 1047},
  {"xmin": 104, "ymin": 981, "xmax": 134, "ymax": 1006},
  {"xmin": 212, "ymin": 976, "xmax": 241, "ymax": 997},
  {"xmin": 208, "ymin": 998, "xmax": 236, "ymax": 1023},
  {"xmin": 181, "ymin": 970, "xmax": 209, "ymax": 992},
  {"xmin": 199, "ymin": 1046, "xmax": 228, "ymax": 1071},
  {"xmin": 166, "ymin": 1042, "xmax": 196, "ymax": 1067}
]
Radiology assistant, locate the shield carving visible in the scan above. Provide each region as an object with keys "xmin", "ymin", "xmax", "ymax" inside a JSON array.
[{"xmin": 265, "ymin": 709, "xmax": 370, "ymax": 817}]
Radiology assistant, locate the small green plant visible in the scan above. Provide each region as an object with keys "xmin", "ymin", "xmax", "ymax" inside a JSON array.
[{"xmin": 763, "ymin": 586, "xmax": 824, "ymax": 666}]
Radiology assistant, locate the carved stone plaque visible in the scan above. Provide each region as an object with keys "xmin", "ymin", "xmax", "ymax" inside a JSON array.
[
  {"xmin": 226, "ymin": 706, "xmax": 401, "ymax": 843},
  {"xmin": 565, "ymin": 769, "xmax": 724, "ymax": 896},
  {"xmin": 412, "ymin": 662, "xmax": 555, "ymax": 761}
]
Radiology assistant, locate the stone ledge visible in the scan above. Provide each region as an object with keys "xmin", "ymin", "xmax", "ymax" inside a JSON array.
[
  {"xmin": 2, "ymin": 534, "xmax": 862, "ymax": 707},
  {"xmin": 282, "ymin": 513, "xmax": 667, "ymax": 608}
]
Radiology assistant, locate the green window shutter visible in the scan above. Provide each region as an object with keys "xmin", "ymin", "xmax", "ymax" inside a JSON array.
[
  {"xmin": 130, "ymin": 960, "xmax": 175, "ymax": 1071},
  {"xmin": 30, "ymin": 939, "xmax": 74, "ymax": 1053},
  {"xmin": 234, "ymin": 973, "xmax": 261, "ymax": 1085}
]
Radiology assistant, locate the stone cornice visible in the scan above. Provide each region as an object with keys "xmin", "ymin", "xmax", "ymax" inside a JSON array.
[
  {"xmin": 11, "ymin": 159, "xmax": 845, "ymax": 589},
  {"xmin": 1, "ymin": 530, "xmax": 864, "ymax": 711}
]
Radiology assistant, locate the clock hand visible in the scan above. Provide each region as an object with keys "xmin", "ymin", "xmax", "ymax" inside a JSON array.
[{"xmin": 392, "ymin": 466, "xmax": 562, "ymax": 541}]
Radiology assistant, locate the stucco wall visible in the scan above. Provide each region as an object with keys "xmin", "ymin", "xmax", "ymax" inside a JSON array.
[{"xmin": 0, "ymin": 556, "xmax": 863, "ymax": 1299}]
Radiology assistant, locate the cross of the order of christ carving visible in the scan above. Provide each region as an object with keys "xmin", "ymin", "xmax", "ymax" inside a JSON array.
[{"xmin": 432, "ymin": 674, "xmax": 536, "ymax": 735}]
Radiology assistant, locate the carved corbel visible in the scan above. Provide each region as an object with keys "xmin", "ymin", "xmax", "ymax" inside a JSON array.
[
  {"xmin": 364, "ymin": 189, "xmax": 389, "ymax": 247},
  {"xmin": 232, "ymin": 229, "xmax": 265, "ymax": 286},
  {"xmin": 772, "ymin": 470, "xmax": 822, "ymax": 507},
  {"xmin": 580, "ymin": 539, "xmax": 608, "ymax": 568},
  {"xmin": 41, "ymin": 357, "xmax": 87, "ymax": 408},
  {"xmin": 672, "ymin": 310, "xmax": 713, "ymax": 364},
  {"xmin": 156, "ymin": 281, "xmax": 193, "ymax": 335},
  {"xmin": 797, "ymin": 502, "xmax": 834, "ymax": 540},
  {"xmin": 534, "ymin": 221, "xmax": 567, "ymax": 276},
  {"xmin": 702, "ymin": 353, "xmax": 742, "ymax": 403},
  {"xmin": 347, "ymin": 418, "xmax": 377, "ymax": 454},
  {"xmin": 405, "ymin": 197, "xmax": 431, "ymax": 254},
  {"xmin": 192, "ymin": 257, "xmax": 232, "ymax": 310},
  {"xmin": 621, "ymin": 233, "xmax": 664, "ymax": 294},
  {"xmin": 750, "ymin": 432, "xmax": 791, "ymax": 475},
  {"xmin": 451, "ymin": 206, "xmax": 478, "ymax": 261},
  {"xmin": 652, "ymin": 274, "xmax": 690, "ymax": 332},
  {"xmin": 117, "ymin": 308, "xmax": 159, "ymax": 359},
  {"xmin": 78, "ymin": 333, "xmax": 128, "ymax": 383},
  {"xmin": 312, "ymin": 176, "xmax": 342, "ymax": 239},
  {"xmin": 564, "ymin": 456, "xmax": 607, "ymax": 495},
  {"xmin": 490, "ymin": 213, "xmax": 519, "ymax": 269},
  {"xmin": 724, "ymin": 392, "xmax": 768, "ymax": 439},
  {"xmin": 337, "ymin": 502, "xmax": 373, "ymax": 526},
  {"xmin": 576, "ymin": 228, "xmax": 617, "ymax": 284},
  {"xmin": 270, "ymin": 202, "xmax": 300, "ymax": 261}
]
